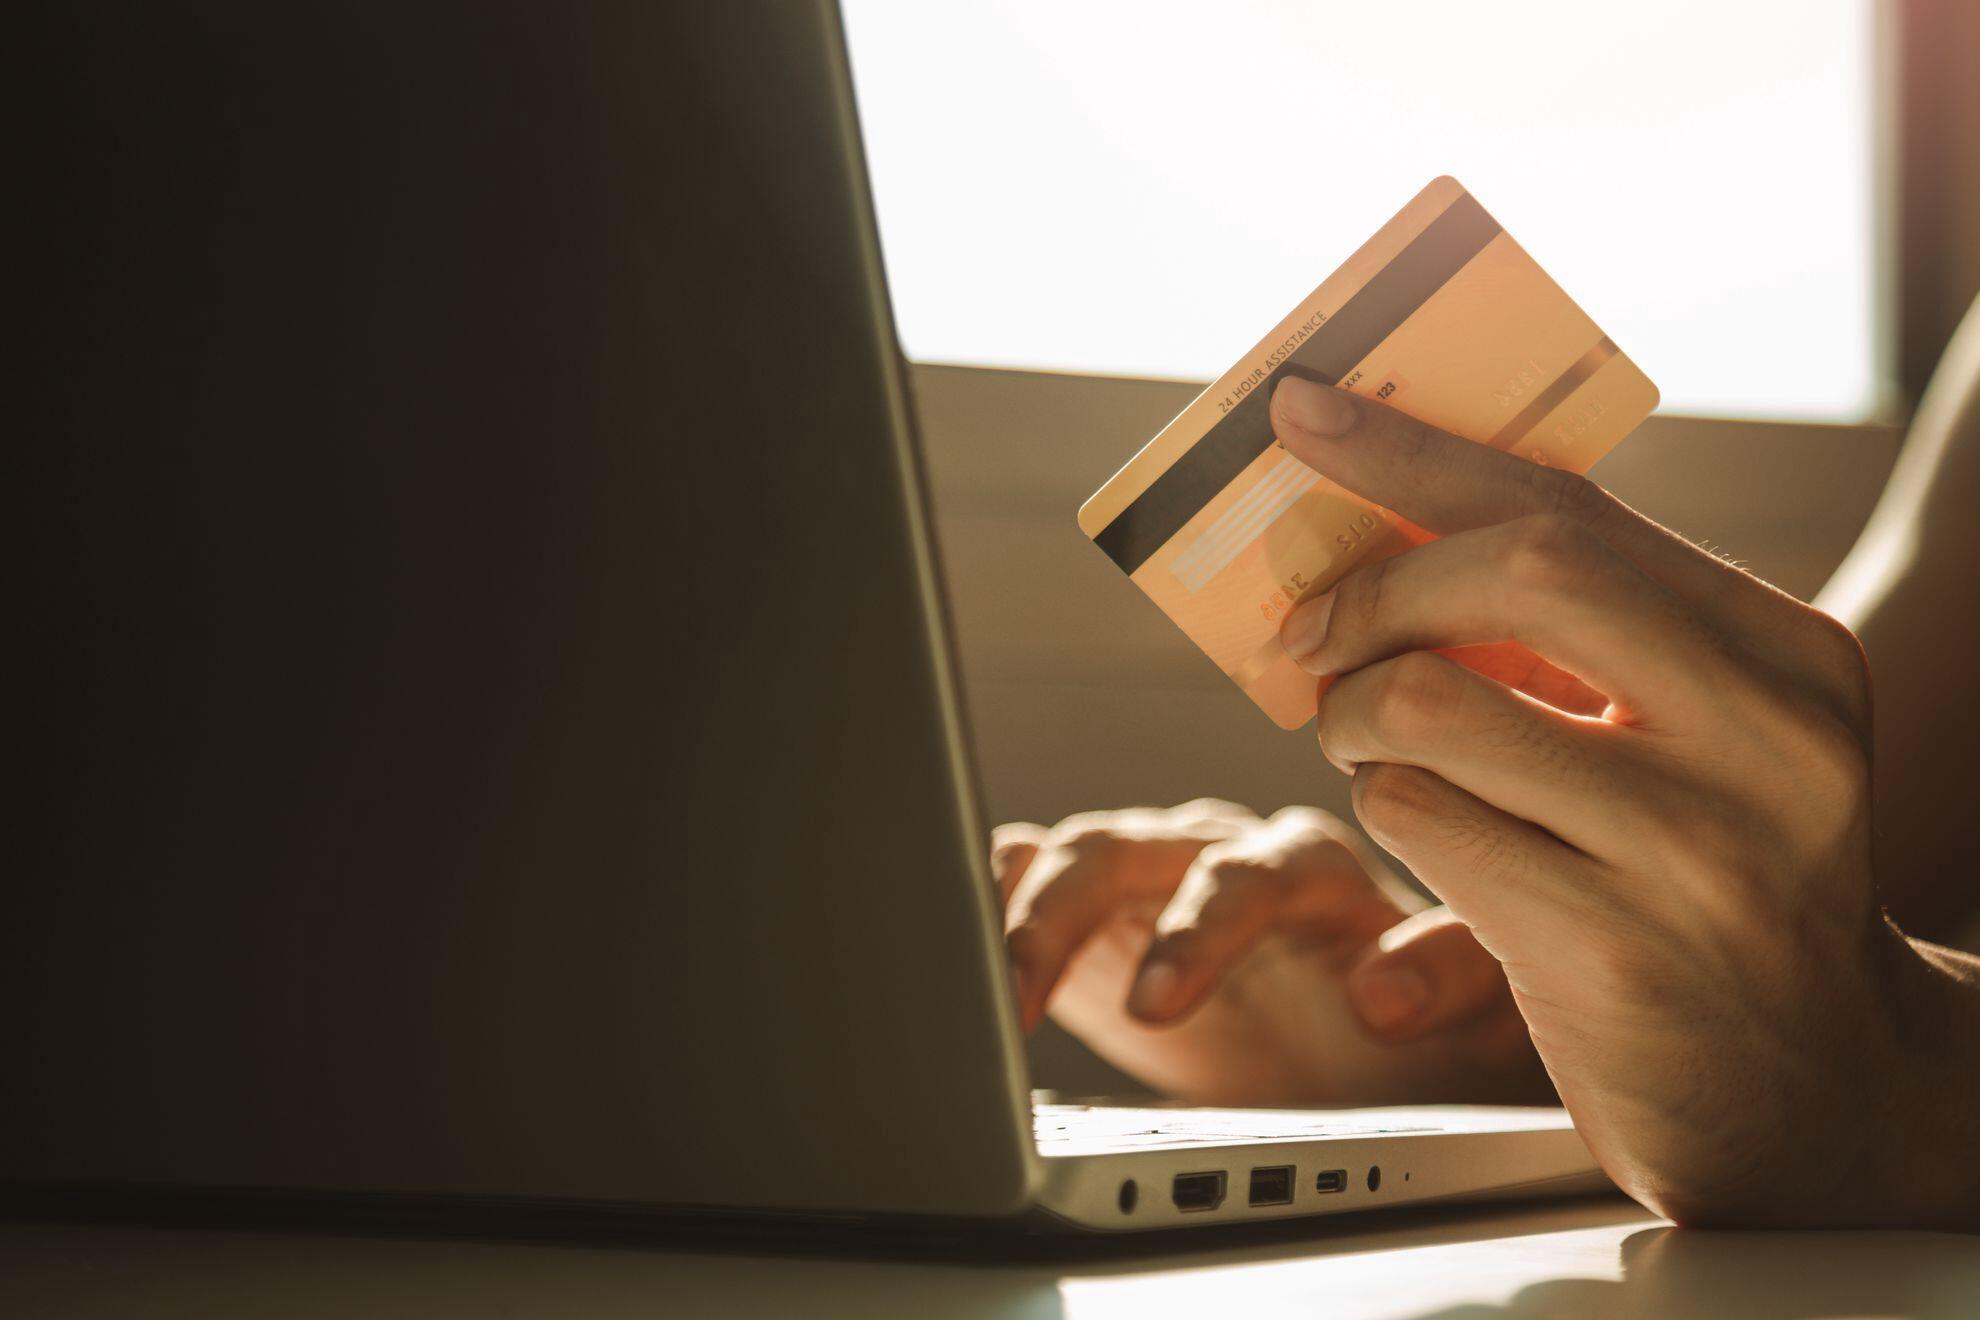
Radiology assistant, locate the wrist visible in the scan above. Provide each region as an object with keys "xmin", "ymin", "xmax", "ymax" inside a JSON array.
[{"xmin": 1869, "ymin": 927, "xmax": 1980, "ymax": 1224}]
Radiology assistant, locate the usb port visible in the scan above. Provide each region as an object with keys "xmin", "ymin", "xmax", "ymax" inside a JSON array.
[
  {"xmin": 1171, "ymin": 1171, "xmax": 1227, "ymax": 1212},
  {"xmin": 1314, "ymin": 1168, "xmax": 1347, "ymax": 1194},
  {"xmin": 1248, "ymin": 1165, "xmax": 1295, "ymax": 1207}
]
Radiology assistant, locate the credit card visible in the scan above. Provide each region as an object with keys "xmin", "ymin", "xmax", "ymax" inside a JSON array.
[{"xmin": 1077, "ymin": 177, "xmax": 1659, "ymax": 729}]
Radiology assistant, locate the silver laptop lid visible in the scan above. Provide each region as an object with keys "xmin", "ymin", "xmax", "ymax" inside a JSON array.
[{"xmin": 10, "ymin": 0, "xmax": 1035, "ymax": 1218}]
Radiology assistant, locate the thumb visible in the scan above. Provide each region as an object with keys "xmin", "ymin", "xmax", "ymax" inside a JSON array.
[{"xmin": 1344, "ymin": 906, "xmax": 1509, "ymax": 1041}]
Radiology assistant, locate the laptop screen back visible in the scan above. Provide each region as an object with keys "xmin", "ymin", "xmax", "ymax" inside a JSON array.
[{"xmin": 10, "ymin": 0, "xmax": 1032, "ymax": 1217}]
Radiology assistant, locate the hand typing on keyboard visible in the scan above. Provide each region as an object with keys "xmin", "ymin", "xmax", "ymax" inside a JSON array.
[{"xmin": 993, "ymin": 800, "xmax": 1552, "ymax": 1108}]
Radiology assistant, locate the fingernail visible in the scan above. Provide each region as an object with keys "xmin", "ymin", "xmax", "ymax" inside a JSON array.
[
  {"xmin": 1273, "ymin": 375, "xmax": 1358, "ymax": 438},
  {"xmin": 1280, "ymin": 591, "xmax": 1336, "ymax": 672},
  {"xmin": 1127, "ymin": 958, "xmax": 1182, "ymax": 1020},
  {"xmin": 1352, "ymin": 964, "xmax": 1431, "ymax": 1031}
]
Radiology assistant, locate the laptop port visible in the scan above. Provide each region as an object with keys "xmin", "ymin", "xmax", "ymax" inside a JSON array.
[
  {"xmin": 1314, "ymin": 1168, "xmax": 1347, "ymax": 1194},
  {"xmin": 1248, "ymin": 1165, "xmax": 1295, "ymax": 1207},
  {"xmin": 1171, "ymin": 1171, "xmax": 1227, "ymax": 1212}
]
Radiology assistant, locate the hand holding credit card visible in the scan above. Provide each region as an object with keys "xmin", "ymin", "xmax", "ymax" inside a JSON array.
[{"xmin": 1078, "ymin": 177, "xmax": 1658, "ymax": 728}]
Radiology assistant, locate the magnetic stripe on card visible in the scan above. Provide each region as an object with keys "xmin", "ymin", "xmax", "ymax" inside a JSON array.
[{"xmin": 1092, "ymin": 192, "xmax": 1503, "ymax": 575}]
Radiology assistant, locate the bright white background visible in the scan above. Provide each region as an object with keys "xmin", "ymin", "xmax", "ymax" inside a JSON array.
[{"xmin": 842, "ymin": 1, "xmax": 1878, "ymax": 421}]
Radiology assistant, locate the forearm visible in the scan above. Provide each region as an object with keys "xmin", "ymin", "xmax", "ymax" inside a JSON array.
[
  {"xmin": 1817, "ymin": 294, "xmax": 1980, "ymax": 941},
  {"xmin": 1848, "ymin": 565, "xmax": 1980, "ymax": 939}
]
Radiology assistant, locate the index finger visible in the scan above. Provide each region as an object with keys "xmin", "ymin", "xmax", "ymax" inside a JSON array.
[
  {"xmin": 1269, "ymin": 375, "xmax": 1853, "ymax": 706},
  {"xmin": 1004, "ymin": 813, "xmax": 1244, "ymax": 1032},
  {"xmin": 1129, "ymin": 808, "xmax": 1403, "ymax": 1023},
  {"xmin": 1270, "ymin": 374, "xmax": 1631, "ymax": 540}
]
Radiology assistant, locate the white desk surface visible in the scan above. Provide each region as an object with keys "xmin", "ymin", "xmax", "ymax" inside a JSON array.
[{"xmin": 4, "ymin": 1195, "xmax": 1978, "ymax": 1318}]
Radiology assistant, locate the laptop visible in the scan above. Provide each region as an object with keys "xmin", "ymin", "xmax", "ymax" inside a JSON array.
[{"xmin": 7, "ymin": 0, "xmax": 1605, "ymax": 1232}]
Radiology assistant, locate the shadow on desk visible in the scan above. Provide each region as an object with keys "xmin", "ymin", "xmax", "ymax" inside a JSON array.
[
  {"xmin": 1396, "ymin": 1226, "xmax": 1980, "ymax": 1320},
  {"xmin": 3, "ymin": 1193, "xmax": 1978, "ymax": 1318},
  {"xmin": 1045, "ymin": 1202, "xmax": 1980, "ymax": 1320}
]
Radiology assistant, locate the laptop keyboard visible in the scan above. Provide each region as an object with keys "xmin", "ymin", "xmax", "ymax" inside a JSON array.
[{"xmin": 1033, "ymin": 1102, "xmax": 1441, "ymax": 1153}]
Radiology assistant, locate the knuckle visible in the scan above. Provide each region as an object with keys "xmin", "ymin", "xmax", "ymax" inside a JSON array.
[
  {"xmin": 1368, "ymin": 652, "xmax": 1466, "ymax": 751},
  {"xmin": 1805, "ymin": 609, "xmax": 1869, "ymax": 674},
  {"xmin": 1389, "ymin": 413, "xmax": 1451, "ymax": 483},
  {"xmin": 1501, "ymin": 513, "xmax": 1601, "ymax": 602},
  {"xmin": 1440, "ymin": 811, "xmax": 1529, "ymax": 888},
  {"xmin": 987, "ymin": 844, "xmax": 1033, "ymax": 886},
  {"xmin": 1266, "ymin": 804, "xmax": 1341, "ymax": 839},
  {"xmin": 1334, "ymin": 554, "xmax": 1395, "ymax": 643},
  {"xmin": 1051, "ymin": 815, "xmax": 1123, "ymax": 858},
  {"xmin": 1799, "ymin": 608, "xmax": 1873, "ymax": 727},
  {"xmin": 1169, "ymin": 796, "xmax": 1253, "ymax": 823},
  {"xmin": 1201, "ymin": 851, "xmax": 1288, "ymax": 899},
  {"xmin": 1053, "ymin": 809, "xmax": 1118, "ymax": 835},
  {"xmin": 1352, "ymin": 404, "xmax": 1454, "ymax": 490},
  {"xmin": 1483, "ymin": 698, "xmax": 1580, "ymax": 782},
  {"xmin": 1353, "ymin": 764, "xmax": 1529, "ymax": 886},
  {"xmin": 989, "ymin": 821, "xmax": 1043, "ymax": 857},
  {"xmin": 1524, "ymin": 464, "xmax": 1615, "ymax": 525},
  {"xmin": 1349, "ymin": 762, "xmax": 1442, "ymax": 841},
  {"xmin": 1393, "ymin": 415, "xmax": 1473, "ymax": 492}
]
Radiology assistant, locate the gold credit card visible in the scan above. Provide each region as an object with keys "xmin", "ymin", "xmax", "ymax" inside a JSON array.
[{"xmin": 1077, "ymin": 177, "xmax": 1659, "ymax": 729}]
